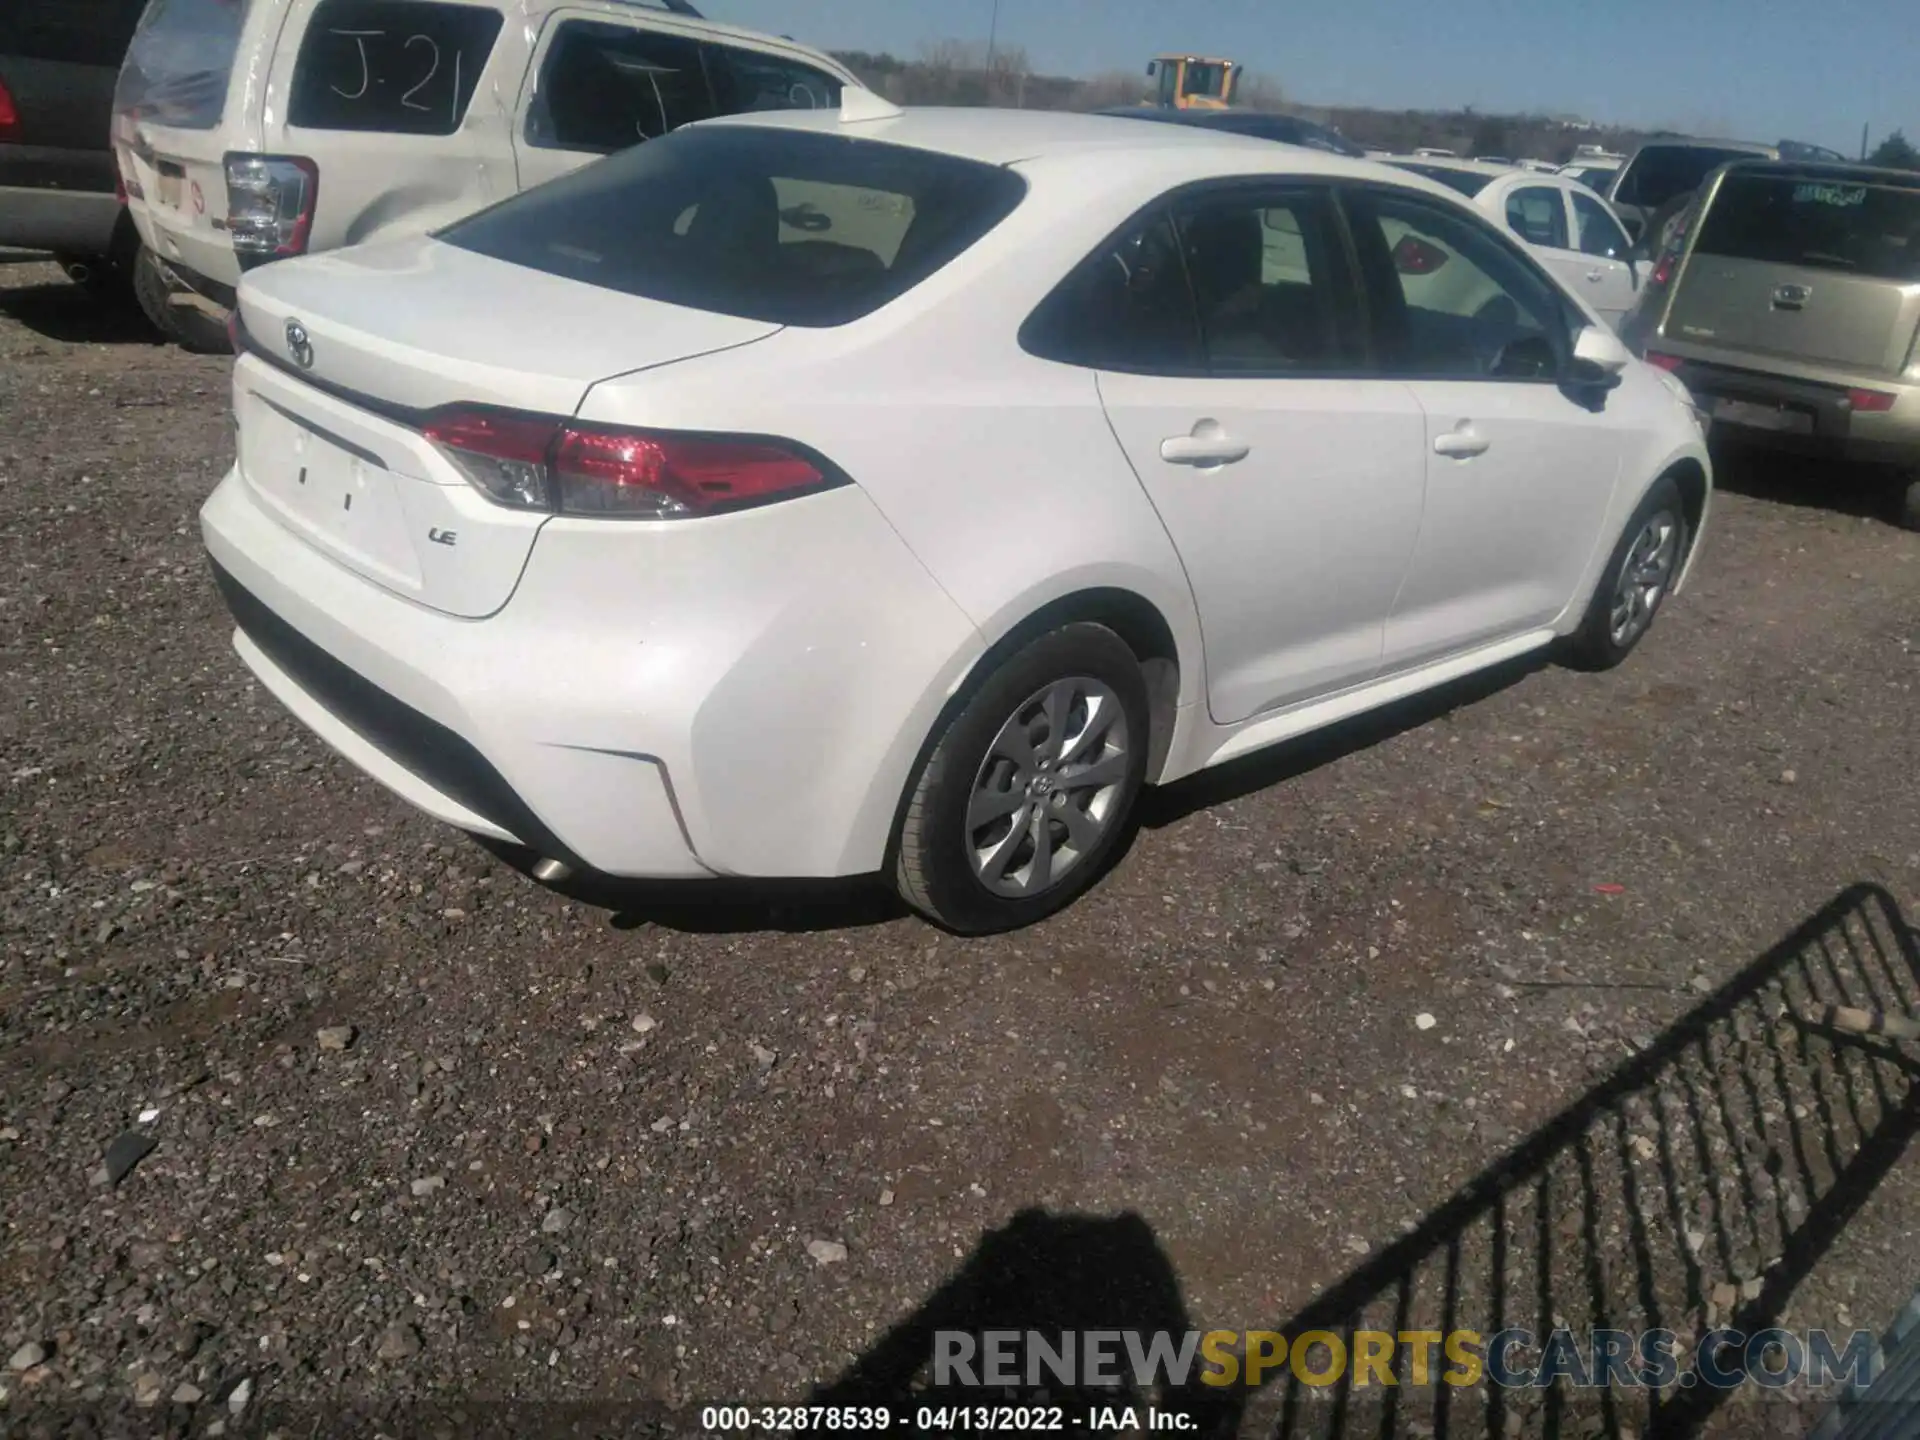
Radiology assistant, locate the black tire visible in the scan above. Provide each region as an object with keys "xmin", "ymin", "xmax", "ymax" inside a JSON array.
[
  {"xmin": 1900, "ymin": 474, "xmax": 1920, "ymax": 533},
  {"xmin": 1562, "ymin": 476, "xmax": 1688, "ymax": 672},
  {"xmin": 893, "ymin": 623, "xmax": 1149, "ymax": 934},
  {"xmin": 131, "ymin": 245, "xmax": 231, "ymax": 354}
]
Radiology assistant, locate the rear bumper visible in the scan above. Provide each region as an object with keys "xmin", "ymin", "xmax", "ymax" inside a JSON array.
[
  {"xmin": 0, "ymin": 185, "xmax": 122, "ymax": 256},
  {"xmin": 199, "ymin": 464, "xmax": 984, "ymax": 880},
  {"xmin": 1666, "ymin": 358, "xmax": 1920, "ymax": 466}
]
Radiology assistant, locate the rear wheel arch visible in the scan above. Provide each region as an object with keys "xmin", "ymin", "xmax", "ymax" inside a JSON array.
[
  {"xmin": 885, "ymin": 586, "xmax": 1185, "ymax": 869},
  {"xmin": 1661, "ymin": 457, "xmax": 1709, "ymax": 562},
  {"xmin": 966, "ymin": 588, "xmax": 1184, "ymax": 780}
]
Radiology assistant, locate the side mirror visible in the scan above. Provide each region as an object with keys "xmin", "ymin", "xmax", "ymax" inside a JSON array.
[
  {"xmin": 1572, "ymin": 323, "xmax": 1631, "ymax": 375},
  {"xmin": 1562, "ymin": 324, "xmax": 1629, "ymax": 404},
  {"xmin": 1146, "ymin": 61, "xmax": 1158, "ymax": 76}
]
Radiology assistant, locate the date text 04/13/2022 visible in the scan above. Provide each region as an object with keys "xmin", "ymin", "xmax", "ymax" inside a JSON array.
[{"xmin": 697, "ymin": 1404, "xmax": 1196, "ymax": 1431}]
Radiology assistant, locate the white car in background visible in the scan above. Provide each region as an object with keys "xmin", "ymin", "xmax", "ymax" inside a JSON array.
[
  {"xmin": 200, "ymin": 102, "xmax": 1711, "ymax": 933},
  {"xmin": 1388, "ymin": 157, "xmax": 1643, "ymax": 329},
  {"xmin": 110, "ymin": 0, "xmax": 858, "ymax": 349}
]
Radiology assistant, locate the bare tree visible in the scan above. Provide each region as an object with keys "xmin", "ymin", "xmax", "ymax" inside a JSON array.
[{"xmin": 1075, "ymin": 69, "xmax": 1151, "ymax": 111}]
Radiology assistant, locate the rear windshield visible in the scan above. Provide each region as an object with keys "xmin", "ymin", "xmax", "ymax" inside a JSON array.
[
  {"xmin": 288, "ymin": 0, "xmax": 504, "ymax": 136},
  {"xmin": 1388, "ymin": 163, "xmax": 1491, "ymax": 199},
  {"xmin": 1618, "ymin": 145, "xmax": 1757, "ymax": 208},
  {"xmin": 1695, "ymin": 172, "xmax": 1920, "ymax": 281},
  {"xmin": 113, "ymin": 0, "xmax": 253, "ymax": 131},
  {"xmin": 438, "ymin": 125, "xmax": 1028, "ymax": 327}
]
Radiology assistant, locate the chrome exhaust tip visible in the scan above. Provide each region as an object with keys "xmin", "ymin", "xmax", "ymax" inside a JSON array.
[{"xmin": 531, "ymin": 858, "xmax": 574, "ymax": 885}]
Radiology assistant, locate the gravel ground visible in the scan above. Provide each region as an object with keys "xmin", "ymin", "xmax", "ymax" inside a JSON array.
[{"xmin": 2, "ymin": 255, "xmax": 1919, "ymax": 1438}]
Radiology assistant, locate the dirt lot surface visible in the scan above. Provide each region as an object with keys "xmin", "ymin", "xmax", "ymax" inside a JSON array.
[{"xmin": 2, "ymin": 254, "xmax": 1919, "ymax": 1438}]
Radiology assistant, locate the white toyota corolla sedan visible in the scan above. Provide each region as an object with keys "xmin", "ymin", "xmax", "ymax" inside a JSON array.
[{"xmin": 202, "ymin": 97, "xmax": 1712, "ymax": 934}]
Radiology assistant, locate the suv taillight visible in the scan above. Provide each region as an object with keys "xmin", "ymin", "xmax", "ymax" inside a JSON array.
[
  {"xmin": 0, "ymin": 74, "xmax": 20, "ymax": 142},
  {"xmin": 224, "ymin": 153, "xmax": 318, "ymax": 267},
  {"xmin": 422, "ymin": 406, "xmax": 842, "ymax": 519}
]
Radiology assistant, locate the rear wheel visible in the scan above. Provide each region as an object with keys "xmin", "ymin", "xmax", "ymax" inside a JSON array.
[
  {"xmin": 1562, "ymin": 476, "xmax": 1687, "ymax": 671},
  {"xmin": 893, "ymin": 624, "xmax": 1149, "ymax": 934},
  {"xmin": 131, "ymin": 245, "xmax": 231, "ymax": 354}
]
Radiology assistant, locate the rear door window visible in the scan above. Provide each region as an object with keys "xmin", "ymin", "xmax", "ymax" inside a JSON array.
[
  {"xmin": 705, "ymin": 43, "xmax": 841, "ymax": 115},
  {"xmin": 1020, "ymin": 211, "xmax": 1203, "ymax": 373},
  {"xmin": 1617, "ymin": 145, "xmax": 1755, "ymax": 209},
  {"xmin": 287, "ymin": 0, "xmax": 504, "ymax": 136},
  {"xmin": 525, "ymin": 22, "xmax": 710, "ymax": 152},
  {"xmin": 1505, "ymin": 186, "xmax": 1569, "ymax": 248},
  {"xmin": 113, "ymin": 0, "xmax": 255, "ymax": 130},
  {"xmin": 1694, "ymin": 173, "xmax": 1920, "ymax": 281},
  {"xmin": 441, "ymin": 125, "xmax": 1027, "ymax": 326},
  {"xmin": 525, "ymin": 26, "xmax": 842, "ymax": 155},
  {"xmin": 1172, "ymin": 187, "xmax": 1364, "ymax": 373}
]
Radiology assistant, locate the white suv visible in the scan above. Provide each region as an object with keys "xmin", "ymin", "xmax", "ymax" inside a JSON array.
[{"xmin": 110, "ymin": 0, "xmax": 858, "ymax": 349}]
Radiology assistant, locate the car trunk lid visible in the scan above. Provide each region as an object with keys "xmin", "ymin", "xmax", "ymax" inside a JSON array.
[
  {"xmin": 1665, "ymin": 171, "xmax": 1920, "ymax": 376},
  {"xmin": 231, "ymin": 236, "xmax": 783, "ymax": 617}
]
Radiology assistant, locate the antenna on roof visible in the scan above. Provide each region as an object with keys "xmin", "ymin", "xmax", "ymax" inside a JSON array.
[{"xmin": 840, "ymin": 87, "xmax": 904, "ymax": 125}]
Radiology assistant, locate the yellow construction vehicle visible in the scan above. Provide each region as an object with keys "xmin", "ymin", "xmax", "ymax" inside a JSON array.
[{"xmin": 1146, "ymin": 55, "xmax": 1238, "ymax": 110}]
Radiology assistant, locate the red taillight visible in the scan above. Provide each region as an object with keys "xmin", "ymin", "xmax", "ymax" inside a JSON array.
[
  {"xmin": 554, "ymin": 429, "xmax": 828, "ymax": 516},
  {"xmin": 422, "ymin": 406, "xmax": 836, "ymax": 519},
  {"xmin": 1650, "ymin": 253, "xmax": 1676, "ymax": 287},
  {"xmin": 0, "ymin": 74, "xmax": 20, "ymax": 142},
  {"xmin": 1644, "ymin": 351, "xmax": 1684, "ymax": 372},
  {"xmin": 1847, "ymin": 388, "xmax": 1896, "ymax": 413}
]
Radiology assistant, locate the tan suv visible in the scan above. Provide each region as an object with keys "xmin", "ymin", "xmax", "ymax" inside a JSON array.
[{"xmin": 1620, "ymin": 160, "xmax": 1920, "ymax": 530}]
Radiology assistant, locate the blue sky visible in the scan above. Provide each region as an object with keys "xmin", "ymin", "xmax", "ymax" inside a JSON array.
[{"xmin": 708, "ymin": 0, "xmax": 1916, "ymax": 156}]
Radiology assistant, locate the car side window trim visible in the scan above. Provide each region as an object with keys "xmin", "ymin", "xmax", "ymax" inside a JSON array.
[
  {"xmin": 1332, "ymin": 180, "xmax": 1587, "ymax": 386},
  {"xmin": 1017, "ymin": 199, "xmax": 1209, "ymax": 378},
  {"xmin": 1019, "ymin": 176, "xmax": 1381, "ymax": 381}
]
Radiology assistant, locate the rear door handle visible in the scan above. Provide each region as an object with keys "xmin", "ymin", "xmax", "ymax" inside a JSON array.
[
  {"xmin": 1433, "ymin": 428, "xmax": 1490, "ymax": 458},
  {"xmin": 1160, "ymin": 432, "xmax": 1250, "ymax": 466}
]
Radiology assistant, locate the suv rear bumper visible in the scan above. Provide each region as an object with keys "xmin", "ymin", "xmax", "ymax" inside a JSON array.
[
  {"xmin": 1668, "ymin": 358, "xmax": 1920, "ymax": 466},
  {"xmin": 0, "ymin": 185, "xmax": 121, "ymax": 255}
]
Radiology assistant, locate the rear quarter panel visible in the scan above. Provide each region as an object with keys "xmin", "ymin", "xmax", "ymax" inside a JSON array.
[{"xmin": 259, "ymin": 0, "xmax": 529, "ymax": 254}]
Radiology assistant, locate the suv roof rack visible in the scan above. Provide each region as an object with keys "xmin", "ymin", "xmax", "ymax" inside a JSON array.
[{"xmin": 607, "ymin": 0, "xmax": 704, "ymax": 15}]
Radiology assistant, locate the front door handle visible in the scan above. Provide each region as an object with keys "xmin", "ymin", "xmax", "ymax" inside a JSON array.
[
  {"xmin": 1433, "ymin": 427, "xmax": 1490, "ymax": 458},
  {"xmin": 1586, "ymin": 268, "xmax": 1606, "ymax": 282},
  {"xmin": 1161, "ymin": 427, "xmax": 1250, "ymax": 466}
]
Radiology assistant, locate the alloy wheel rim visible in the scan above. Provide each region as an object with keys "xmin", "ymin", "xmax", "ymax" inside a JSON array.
[
  {"xmin": 966, "ymin": 677, "xmax": 1130, "ymax": 899},
  {"xmin": 1610, "ymin": 511, "xmax": 1679, "ymax": 648}
]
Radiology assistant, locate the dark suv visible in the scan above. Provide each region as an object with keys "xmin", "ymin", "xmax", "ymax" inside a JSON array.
[{"xmin": 0, "ymin": 0, "xmax": 147, "ymax": 289}]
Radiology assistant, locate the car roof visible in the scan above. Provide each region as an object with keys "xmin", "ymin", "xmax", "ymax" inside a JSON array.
[
  {"xmin": 702, "ymin": 104, "xmax": 1376, "ymax": 170},
  {"xmin": 1631, "ymin": 136, "xmax": 1775, "ymax": 155},
  {"xmin": 1716, "ymin": 158, "xmax": 1920, "ymax": 189},
  {"xmin": 526, "ymin": 0, "xmax": 855, "ymax": 76},
  {"xmin": 1387, "ymin": 156, "xmax": 1513, "ymax": 176}
]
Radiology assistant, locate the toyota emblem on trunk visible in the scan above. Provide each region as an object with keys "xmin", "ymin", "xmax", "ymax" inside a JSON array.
[{"xmin": 285, "ymin": 319, "xmax": 314, "ymax": 370}]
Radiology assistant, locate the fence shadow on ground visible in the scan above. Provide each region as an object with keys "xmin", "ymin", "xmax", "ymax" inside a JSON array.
[{"xmin": 812, "ymin": 883, "xmax": 1920, "ymax": 1439}]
